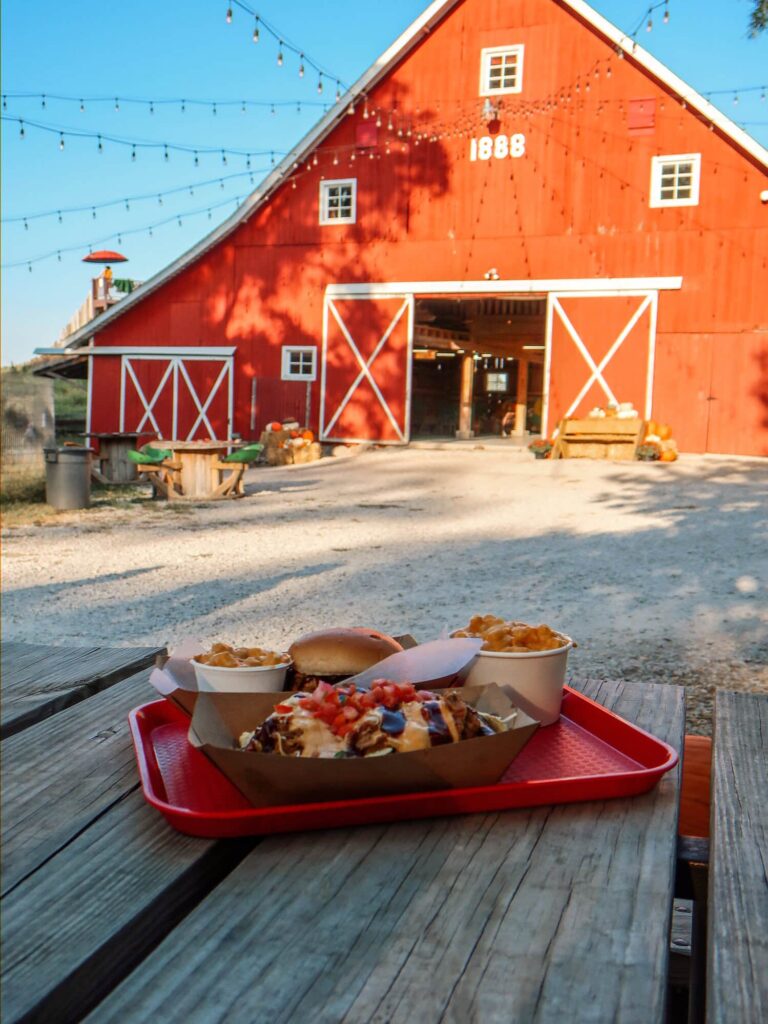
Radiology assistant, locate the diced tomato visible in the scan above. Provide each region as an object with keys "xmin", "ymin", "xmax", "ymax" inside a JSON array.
[
  {"xmin": 360, "ymin": 692, "xmax": 376, "ymax": 709},
  {"xmin": 298, "ymin": 698, "xmax": 316, "ymax": 711},
  {"xmin": 274, "ymin": 704, "xmax": 293, "ymax": 714}
]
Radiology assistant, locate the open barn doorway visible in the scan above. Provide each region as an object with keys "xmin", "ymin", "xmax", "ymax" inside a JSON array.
[{"xmin": 410, "ymin": 296, "xmax": 546, "ymax": 440}]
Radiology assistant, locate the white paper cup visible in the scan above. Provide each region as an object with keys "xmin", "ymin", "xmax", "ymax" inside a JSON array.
[
  {"xmin": 463, "ymin": 639, "xmax": 573, "ymax": 726},
  {"xmin": 192, "ymin": 660, "xmax": 291, "ymax": 693}
]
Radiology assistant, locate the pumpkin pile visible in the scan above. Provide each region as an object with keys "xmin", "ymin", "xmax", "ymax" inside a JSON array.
[
  {"xmin": 641, "ymin": 420, "xmax": 678, "ymax": 462},
  {"xmin": 261, "ymin": 420, "xmax": 323, "ymax": 466}
]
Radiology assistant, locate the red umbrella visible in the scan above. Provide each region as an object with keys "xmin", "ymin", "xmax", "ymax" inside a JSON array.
[{"xmin": 82, "ymin": 250, "xmax": 128, "ymax": 264}]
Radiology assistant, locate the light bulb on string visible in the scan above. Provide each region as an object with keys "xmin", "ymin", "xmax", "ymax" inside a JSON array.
[
  {"xmin": 291, "ymin": 179, "xmax": 297, "ymax": 189},
  {"xmin": 312, "ymin": 153, "xmax": 318, "ymax": 166},
  {"xmin": 178, "ymin": 217, "xmax": 183, "ymax": 227},
  {"xmin": 149, "ymin": 227, "xmax": 153, "ymax": 237},
  {"xmin": 114, "ymin": 97, "xmax": 119, "ymax": 111},
  {"xmin": 387, "ymin": 114, "xmax": 394, "ymax": 130},
  {"xmin": 57, "ymin": 211, "xmax": 63, "ymax": 223},
  {"xmin": 271, "ymin": 104, "xmax": 276, "ymax": 115},
  {"xmin": 181, "ymin": 100, "xmax": 186, "ymax": 113},
  {"xmin": 2, "ymin": 96, "xmax": 6, "ymax": 110},
  {"xmin": 164, "ymin": 144, "xmax": 169, "ymax": 161},
  {"xmin": 225, "ymin": 6, "xmax": 232, "ymax": 24},
  {"xmin": 212, "ymin": 103, "xmax": 217, "ymax": 115},
  {"xmin": 19, "ymin": 120, "xmax": 25, "ymax": 138},
  {"xmin": 347, "ymin": 101, "xmax": 355, "ymax": 115},
  {"xmin": 336, "ymin": 82, "xmax": 341, "ymax": 102},
  {"xmin": 616, "ymin": 46, "xmax": 623, "ymax": 60},
  {"xmin": 646, "ymin": 15, "xmax": 652, "ymax": 32},
  {"xmin": 363, "ymin": 101, "xmax": 369, "ymax": 119},
  {"xmin": 207, "ymin": 209, "xmax": 212, "ymax": 219},
  {"xmin": 277, "ymin": 44, "xmax": 284, "ymax": 67},
  {"xmin": 376, "ymin": 114, "xmax": 382, "ymax": 127},
  {"xmin": 270, "ymin": 151, "xmax": 275, "ymax": 165},
  {"xmin": 117, "ymin": 234, "xmax": 122, "ymax": 244},
  {"xmin": 220, "ymin": 178, "xmax": 225, "ymax": 189},
  {"xmin": 194, "ymin": 150, "xmax": 199, "ymax": 166},
  {"xmin": 158, "ymin": 194, "xmax": 163, "ymax": 205},
  {"xmin": 222, "ymin": 149, "xmax": 228, "ymax": 165},
  {"xmin": 317, "ymin": 76, "xmax": 323, "ymax": 94},
  {"xmin": 350, "ymin": 151, "xmax": 356, "ymax": 161},
  {"xmin": 241, "ymin": 101, "xmax": 246, "ymax": 113},
  {"xmin": 92, "ymin": 207, "xmax": 97, "ymax": 219},
  {"xmin": 80, "ymin": 99, "xmax": 85, "ymax": 112},
  {"xmin": 297, "ymin": 102, "xmax": 301, "ymax": 114},
  {"xmin": 299, "ymin": 56, "xmax": 305, "ymax": 77},
  {"xmin": 333, "ymin": 152, "xmax": 339, "ymax": 165},
  {"xmin": 149, "ymin": 101, "xmax": 154, "ymax": 114},
  {"xmin": 28, "ymin": 263, "xmax": 32, "ymax": 273},
  {"xmin": 733, "ymin": 93, "xmax": 739, "ymax": 105},
  {"xmin": 253, "ymin": 18, "xmax": 260, "ymax": 42},
  {"xmin": 57, "ymin": 251, "xmax": 61, "ymax": 262},
  {"xmin": 23, "ymin": 218, "xmax": 28, "ymax": 230},
  {"xmin": 125, "ymin": 200, "xmax": 130, "ymax": 211},
  {"xmin": 131, "ymin": 145, "xmax": 137, "ymax": 160},
  {"xmin": 41, "ymin": 94, "xmax": 46, "ymax": 108},
  {"xmin": 663, "ymin": 1, "xmax": 669, "ymax": 24},
  {"xmin": 761, "ymin": 89, "xmax": 766, "ymax": 102},
  {"xmin": 59, "ymin": 133, "xmax": 65, "ymax": 151}
]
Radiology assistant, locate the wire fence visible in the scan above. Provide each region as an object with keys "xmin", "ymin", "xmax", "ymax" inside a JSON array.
[{"xmin": 1, "ymin": 371, "xmax": 56, "ymax": 499}]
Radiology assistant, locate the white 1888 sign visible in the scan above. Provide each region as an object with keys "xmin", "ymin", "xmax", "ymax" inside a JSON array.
[{"xmin": 469, "ymin": 134, "xmax": 526, "ymax": 161}]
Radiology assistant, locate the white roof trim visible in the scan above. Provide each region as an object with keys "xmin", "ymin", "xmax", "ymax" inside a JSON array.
[{"xmin": 56, "ymin": 0, "xmax": 767, "ymax": 352}]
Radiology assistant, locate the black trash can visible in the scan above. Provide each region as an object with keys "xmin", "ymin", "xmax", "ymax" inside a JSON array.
[{"xmin": 44, "ymin": 447, "xmax": 94, "ymax": 510}]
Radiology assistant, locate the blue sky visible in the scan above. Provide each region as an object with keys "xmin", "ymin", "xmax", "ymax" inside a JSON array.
[{"xmin": 2, "ymin": 0, "xmax": 767, "ymax": 365}]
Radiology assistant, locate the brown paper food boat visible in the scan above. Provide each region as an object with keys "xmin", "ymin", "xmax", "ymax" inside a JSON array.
[{"xmin": 188, "ymin": 684, "xmax": 539, "ymax": 808}]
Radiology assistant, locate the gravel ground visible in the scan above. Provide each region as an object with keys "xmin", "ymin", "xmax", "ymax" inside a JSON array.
[{"xmin": 3, "ymin": 448, "xmax": 766, "ymax": 734}]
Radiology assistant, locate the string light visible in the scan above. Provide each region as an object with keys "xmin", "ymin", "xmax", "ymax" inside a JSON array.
[
  {"xmin": 226, "ymin": 6, "xmax": 233, "ymax": 24},
  {"xmin": 19, "ymin": 119, "xmax": 25, "ymax": 138},
  {"xmin": 58, "ymin": 132, "xmax": 65, "ymax": 150},
  {"xmin": 97, "ymin": 134, "xmax": 103, "ymax": 152},
  {"xmin": 114, "ymin": 97, "xmax": 119, "ymax": 111},
  {"xmin": 41, "ymin": 94, "xmax": 46, "ymax": 108},
  {"xmin": 663, "ymin": 1, "xmax": 670, "ymax": 24},
  {"xmin": 336, "ymin": 82, "xmax": 341, "ymax": 102},
  {"xmin": 79, "ymin": 98, "xmax": 85, "ymax": 111},
  {"xmin": 299, "ymin": 56, "xmax": 305, "ymax": 77},
  {"xmin": 277, "ymin": 44, "xmax": 283, "ymax": 67},
  {"xmin": 149, "ymin": 101, "xmax": 154, "ymax": 114},
  {"xmin": 317, "ymin": 76, "xmax": 323, "ymax": 95},
  {"xmin": 253, "ymin": 17, "xmax": 260, "ymax": 42}
]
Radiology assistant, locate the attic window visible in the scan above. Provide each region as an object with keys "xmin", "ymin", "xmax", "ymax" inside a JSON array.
[
  {"xmin": 650, "ymin": 154, "xmax": 701, "ymax": 207},
  {"xmin": 480, "ymin": 46, "xmax": 524, "ymax": 96},
  {"xmin": 319, "ymin": 178, "xmax": 356, "ymax": 224}
]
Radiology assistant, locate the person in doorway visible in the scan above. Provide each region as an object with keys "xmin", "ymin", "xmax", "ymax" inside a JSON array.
[{"xmin": 494, "ymin": 399, "xmax": 517, "ymax": 437}]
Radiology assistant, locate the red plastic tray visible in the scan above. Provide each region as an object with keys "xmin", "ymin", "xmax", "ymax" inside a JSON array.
[{"xmin": 129, "ymin": 686, "xmax": 678, "ymax": 838}]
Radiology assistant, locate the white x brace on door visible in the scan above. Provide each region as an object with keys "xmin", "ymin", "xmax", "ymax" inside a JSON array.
[
  {"xmin": 320, "ymin": 292, "xmax": 413, "ymax": 443},
  {"xmin": 119, "ymin": 352, "xmax": 234, "ymax": 440},
  {"xmin": 543, "ymin": 291, "xmax": 657, "ymax": 435}
]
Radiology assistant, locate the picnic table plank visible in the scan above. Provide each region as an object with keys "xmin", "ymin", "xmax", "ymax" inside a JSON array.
[
  {"xmin": 0, "ymin": 641, "xmax": 162, "ymax": 737},
  {"xmin": 0, "ymin": 665, "xmax": 253, "ymax": 1024},
  {"xmin": 708, "ymin": 690, "xmax": 768, "ymax": 1024},
  {"xmin": 86, "ymin": 679, "xmax": 684, "ymax": 1024},
  {"xmin": 1, "ymin": 667, "xmax": 156, "ymax": 894}
]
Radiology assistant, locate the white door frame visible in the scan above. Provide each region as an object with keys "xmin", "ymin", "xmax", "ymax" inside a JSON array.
[
  {"xmin": 542, "ymin": 290, "xmax": 659, "ymax": 436},
  {"xmin": 117, "ymin": 350, "xmax": 235, "ymax": 440},
  {"xmin": 320, "ymin": 292, "xmax": 414, "ymax": 444}
]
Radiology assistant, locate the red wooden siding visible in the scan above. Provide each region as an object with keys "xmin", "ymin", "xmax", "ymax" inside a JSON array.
[{"xmin": 87, "ymin": 0, "xmax": 768, "ymax": 455}]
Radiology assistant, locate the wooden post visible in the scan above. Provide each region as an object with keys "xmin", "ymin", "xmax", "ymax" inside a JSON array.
[
  {"xmin": 456, "ymin": 355, "xmax": 475, "ymax": 439},
  {"xmin": 513, "ymin": 358, "xmax": 529, "ymax": 436}
]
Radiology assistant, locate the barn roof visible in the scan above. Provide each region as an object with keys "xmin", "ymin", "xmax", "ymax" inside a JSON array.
[{"xmin": 56, "ymin": 0, "xmax": 768, "ymax": 352}]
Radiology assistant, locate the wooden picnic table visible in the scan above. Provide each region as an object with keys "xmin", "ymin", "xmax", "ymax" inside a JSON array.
[
  {"xmin": 84, "ymin": 431, "xmax": 145, "ymax": 485},
  {"xmin": 1, "ymin": 644, "xmax": 688, "ymax": 1023},
  {"xmin": 137, "ymin": 440, "xmax": 247, "ymax": 501}
]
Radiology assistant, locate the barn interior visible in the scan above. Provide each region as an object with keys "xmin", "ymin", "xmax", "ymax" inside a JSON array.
[{"xmin": 411, "ymin": 296, "xmax": 547, "ymax": 439}]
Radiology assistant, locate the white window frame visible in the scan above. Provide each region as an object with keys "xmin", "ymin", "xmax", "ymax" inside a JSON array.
[
  {"xmin": 281, "ymin": 345, "xmax": 317, "ymax": 382},
  {"xmin": 319, "ymin": 178, "xmax": 357, "ymax": 225},
  {"xmin": 649, "ymin": 153, "xmax": 701, "ymax": 208},
  {"xmin": 479, "ymin": 45, "xmax": 525, "ymax": 97}
]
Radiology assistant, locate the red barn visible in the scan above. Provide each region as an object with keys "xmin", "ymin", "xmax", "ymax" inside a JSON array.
[{"xmin": 57, "ymin": 0, "xmax": 768, "ymax": 455}]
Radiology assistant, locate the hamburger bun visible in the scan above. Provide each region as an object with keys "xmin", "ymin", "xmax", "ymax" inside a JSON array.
[{"xmin": 288, "ymin": 628, "xmax": 402, "ymax": 679}]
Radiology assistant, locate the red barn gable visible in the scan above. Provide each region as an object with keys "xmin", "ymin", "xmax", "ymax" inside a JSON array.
[{"xmin": 59, "ymin": 0, "xmax": 768, "ymax": 456}]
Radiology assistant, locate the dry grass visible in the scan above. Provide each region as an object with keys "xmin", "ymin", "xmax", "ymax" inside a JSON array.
[{"xmin": 0, "ymin": 480, "xmax": 153, "ymax": 528}]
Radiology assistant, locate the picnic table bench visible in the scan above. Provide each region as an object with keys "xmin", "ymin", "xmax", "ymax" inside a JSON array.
[
  {"xmin": 707, "ymin": 690, "xmax": 768, "ymax": 1023},
  {"xmin": 4, "ymin": 641, "xmax": 744, "ymax": 1023}
]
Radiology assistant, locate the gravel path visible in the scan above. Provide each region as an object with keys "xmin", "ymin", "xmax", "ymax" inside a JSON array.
[{"xmin": 3, "ymin": 448, "xmax": 766, "ymax": 734}]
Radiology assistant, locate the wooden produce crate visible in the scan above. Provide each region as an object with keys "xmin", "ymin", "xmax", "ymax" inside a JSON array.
[{"xmin": 552, "ymin": 418, "xmax": 646, "ymax": 460}]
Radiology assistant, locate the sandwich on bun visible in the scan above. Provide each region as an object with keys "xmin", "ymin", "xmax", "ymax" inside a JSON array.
[{"xmin": 287, "ymin": 627, "xmax": 402, "ymax": 691}]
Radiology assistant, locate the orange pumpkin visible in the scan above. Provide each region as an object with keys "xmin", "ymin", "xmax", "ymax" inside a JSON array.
[
  {"xmin": 269, "ymin": 421, "xmax": 282, "ymax": 432},
  {"xmin": 290, "ymin": 430, "xmax": 300, "ymax": 438},
  {"xmin": 660, "ymin": 449, "xmax": 677, "ymax": 462},
  {"xmin": 656, "ymin": 423, "xmax": 672, "ymax": 441},
  {"xmin": 302, "ymin": 429, "xmax": 314, "ymax": 441},
  {"xmin": 646, "ymin": 420, "xmax": 658, "ymax": 437}
]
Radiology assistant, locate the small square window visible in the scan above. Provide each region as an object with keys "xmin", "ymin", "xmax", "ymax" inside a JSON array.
[
  {"xmin": 319, "ymin": 178, "xmax": 356, "ymax": 225},
  {"xmin": 486, "ymin": 372, "xmax": 509, "ymax": 393},
  {"xmin": 650, "ymin": 154, "xmax": 701, "ymax": 207},
  {"xmin": 480, "ymin": 46, "xmax": 524, "ymax": 96},
  {"xmin": 281, "ymin": 346, "xmax": 317, "ymax": 381}
]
